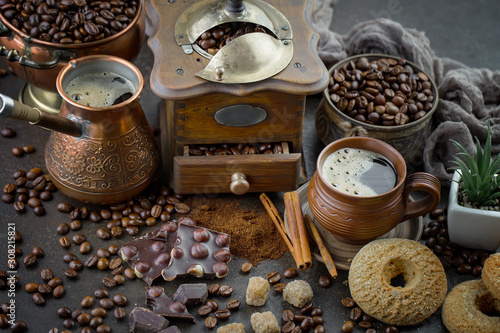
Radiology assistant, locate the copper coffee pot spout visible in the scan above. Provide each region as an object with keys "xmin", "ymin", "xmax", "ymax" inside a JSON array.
[{"xmin": 0, "ymin": 94, "xmax": 83, "ymax": 137}]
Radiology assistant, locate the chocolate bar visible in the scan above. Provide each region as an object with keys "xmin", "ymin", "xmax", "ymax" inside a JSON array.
[
  {"xmin": 146, "ymin": 286, "xmax": 194, "ymax": 323},
  {"xmin": 129, "ymin": 307, "xmax": 170, "ymax": 333},
  {"xmin": 120, "ymin": 221, "xmax": 179, "ymax": 285},
  {"xmin": 172, "ymin": 283, "xmax": 208, "ymax": 307},
  {"xmin": 161, "ymin": 223, "xmax": 231, "ymax": 281}
]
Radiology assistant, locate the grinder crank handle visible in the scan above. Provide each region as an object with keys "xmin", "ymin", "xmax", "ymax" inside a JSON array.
[{"xmin": 0, "ymin": 93, "xmax": 82, "ymax": 137}]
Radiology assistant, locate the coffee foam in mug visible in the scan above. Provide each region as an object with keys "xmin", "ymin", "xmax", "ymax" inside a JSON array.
[
  {"xmin": 65, "ymin": 72, "xmax": 135, "ymax": 108},
  {"xmin": 322, "ymin": 148, "xmax": 397, "ymax": 197}
]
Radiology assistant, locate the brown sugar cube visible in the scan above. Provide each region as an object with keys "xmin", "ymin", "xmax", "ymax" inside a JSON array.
[
  {"xmin": 250, "ymin": 311, "xmax": 280, "ymax": 333},
  {"xmin": 216, "ymin": 323, "xmax": 245, "ymax": 333},
  {"xmin": 283, "ymin": 280, "xmax": 313, "ymax": 308},
  {"xmin": 245, "ymin": 277, "xmax": 270, "ymax": 306}
]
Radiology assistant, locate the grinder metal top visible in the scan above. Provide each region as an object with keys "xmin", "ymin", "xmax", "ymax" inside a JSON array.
[{"xmin": 146, "ymin": 0, "xmax": 328, "ymax": 99}]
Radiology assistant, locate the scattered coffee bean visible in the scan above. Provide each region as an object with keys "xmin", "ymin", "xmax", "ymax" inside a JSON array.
[
  {"xmin": 385, "ymin": 326, "xmax": 399, "ymax": 333},
  {"xmin": 273, "ymin": 282, "xmax": 287, "ymax": 293},
  {"xmin": 91, "ymin": 307, "xmax": 107, "ymax": 318},
  {"xmin": 48, "ymin": 277, "xmax": 63, "ymax": 289},
  {"xmin": 32, "ymin": 292, "xmax": 45, "ymax": 306},
  {"xmin": 57, "ymin": 223, "xmax": 70, "ymax": 235},
  {"xmin": 341, "ymin": 321, "xmax": 354, "ymax": 333},
  {"xmin": 53, "ymin": 285, "xmax": 65, "ymax": 299},
  {"xmin": 25, "ymin": 283, "xmax": 38, "ymax": 293},
  {"xmin": 63, "ymin": 253, "xmax": 77, "ymax": 263},
  {"xmin": 85, "ymin": 255, "xmax": 98, "ymax": 268},
  {"xmin": 282, "ymin": 310, "xmax": 295, "ymax": 322},
  {"xmin": 198, "ymin": 305, "xmax": 212, "ymax": 316},
  {"xmin": 108, "ymin": 244, "xmax": 119, "ymax": 255},
  {"xmin": 37, "ymin": 284, "xmax": 52, "ymax": 295},
  {"xmin": 124, "ymin": 268, "xmax": 136, "ymax": 280},
  {"xmin": 23, "ymin": 253, "xmax": 37, "ymax": 266},
  {"xmin": 69, "ymin": 259, "xmax": 84, "ymax": 271},
  {"xmin": 311, "ymin": 307, "xmax": 323, "ymax": 316},
  {"xmin": 81, "ymin": 296, "xmax": 95, "ymax": 308},
  {"xmin": 266, "ymin": 271, "xmax": 282, "ymax": 284},
  {"xmin": 226, "ymin": 299, "xmax": 241, "ymax": 311},
  {"xmin": 283, "ymin": 267, "xmax": 298, "ymax": 279},
  {"xmin": 215, "ymin": 309, "xmax": 231, "ymax": 320},
  {"xmin": 80, "ymin": 242, "xmax": 92, "ymax": 254},
  {"xmin": 219, "ymin": 284, "xmax": 233, "ymax": 297},
  {"xmin": 208, "ymin": 283, "xmax": 220, "ymax": 295},
  {"xmin": 94, "ymin": 289, "xmax": 109, "ymax": 299},
  {"xmin": 205, "ymin": 300, "xmax": 219, "ymax": 311},
  {"xmin": 90, "ymin": 317, "xmax": 104, "ymax": 329},
  {"xmin": 342, "ymin": 297, "xmax": 356, "ymax": 308},
  {"xmin": 350, "ymin": 307, "xmax": 363, "ymax": 321},
  {"xmin": 205, "ymin": 316, "xmax": 217, "ymax": 329},
  {"xmin": 114, "ymin": 307, "xmax": 126, "ymax": 320},
  {"xmin": 40, "ymin": 268, "xmax": 53, "ymax": 281},
  {"xmin": 59, "ymin": 237, "xmax": 71, "ymax": 248},
  {"xmin": 1, "ymin": 127, "xmax": 16, "ymax": 138},
  {"xmin": 64, "ymin": 269, "xmax": 78, "ymax": 279},
  {"xmin": 300, "ymin": 302, "xmax": 314, "ymax": 315},
  {"xmin": 32, "ymin": 246, "xmax": 44, "ymax": 257},
  {"xmin": 112, "ymin": 294, "xmax": 128, "ymax": 306},
  {"xmin": 300, "ymin": 317, "xmax": 314, "ymax": 331},
  {"xmin": 97, "ymin": 258, "xmax": 109, "ymax": 270},
  {"xmin": 70, "ymin": 220, "xmax": 82, "ymax": 231},
  {"xmin": 11, "ymin": 147, "xmax": 24, "ymax": 156},
  {"xmin": 96, "ymin": 324, "xmax": 112, "ymax": 333},
  {"xmin": 57, "ymin": 202, "xmax": 74, "ymax": 212},
  {"xmin": 241, "ymin": 262, "xmax": 253, "ymax": 273},
  {"xmin": 99, "ymin": 298, "xmax": 114, "ymax": 310},
  {"xmin": 102, "ymin": 276, "xmax": 116, "ymax": 288},
  {"xmin": 77, "ymin": 313, "xmax": 92, "ymax": 326},
  {"xmin": 57, "ymin": 307, "xmax": 72, "ymax": 318},
  {"xmin": 109, "ymin": 258, "xmax": 122, "ymax": 270},
  {"xmin": 10, "ymin": 321, "xmax": 27, "ymax": 332},
  {"xmin": 72, "ymin": 234, "xmax": 86, "ymax": 245}
]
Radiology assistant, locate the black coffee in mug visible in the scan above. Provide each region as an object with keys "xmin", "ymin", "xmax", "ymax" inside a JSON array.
[{"xmin": 321, "ymin": 148, "xmax": 398, "ymax": 196}]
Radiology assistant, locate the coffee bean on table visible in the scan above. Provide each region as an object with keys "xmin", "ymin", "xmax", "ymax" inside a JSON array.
[
  {"xmin": 124, "ymin": 268, "xmax": 136, "ymax": 280},
  {"xmin": 1, "ymin": 127, "xmax": 16, "ymax": 138},
  {"xmin": 85, "ymin": 255, "xmax": 98, "ymax": 268},
  {"xmin": 99, "ymin": 298, "xmax": 115, "ymax": 310},
  {"xmin": 57, "ymin": 202, "xmax": 74, "ymax": 212},
  {"xmin": 300, "ymin": 302, "xmax": 314, "ymax": 315},
  {"xmin": 97, "ymin": 258, "xmax": 109, "ymax": 270},
  {"xmin": 13, "ymin": 201, "xmax": 25, "ymax": 212},
  {"xmin": 283, "ymin": 267, "xmax": 298, "ymax": 279},
  {"xmin": 215, "ymin": 309, "xmax": 231, "ymax": 320},
  {"xmin": 205, "ymin": 300, "xmax": 219, "ymax": 311},
  {"xmin": 90, "ymin": 316, "xmax": 103, "ymax": 329},
  {"xmin": 208, "ymin": 283, "xmax": 220, "ymax": 295},
  {"xmin": 219, "ymin": 285, "xmax": 233, "ymax": 297},
  {"xmin": 59, "ymin": 237, "xmax": 71, "ymax": 248},
  {"xmin": 69, "ymin": 260, "xmax": 83, "ymax": 271},
  {"xmin": 72, "ymin": 309, "xmax": 85, "ymax": 320},
  {"xmin": 350, "ymin": 307, "xmax": 363, "ymax": 321},
  {"xmin": 81, "ymin": 296, "xmax": 95, "ymax": 308},
  {"xmin": 48, "ymin": 277, "xmax": 63, "ymax": 288},
  {"xmin": 23, "ymin": 253, "xmax": 37, "ymax": 266},
  {"xmin": 10, "ymin": 321, "xmax": 27, "ymax": 332},
  {"xmin": 41, "ymin": 268, "xmax": 54, "ymax": 281},
  {"xmin": 72, "ymin": 234, "xmax": 86, "ymax": 245},
  {"xmin": 114, "ymin": 307, "xmax": 126, "ymax": 319},
  {"xmin": 53, "ymin": 285, "xmax": 65, "ymax": 299},
  {"xmin": 32, "ymin": 292, "xmax": 45, "ymax": 306},
  {"xmin": 240, "ymin": 262, "xmax": 253, "ymax": 273},
  {"xmin": 282, "ymin": 321, "xmax": 296, "ymax": 332},
  {"xmin": 77, "ymin": 313, "xmax": 91, "ymax": 326},
  {"xmin": 32, "ymin": 247, "xmax": 44, "ymax": 257},
  {"xmin": 94, "ymin": 289, "xmax": 109, "ymax": 299},
  {"xmin": 70, "ymin": 220, "xmax": 82, "ymax": 231},
  {"xmin": 25, "ymin": 283, "xmax": 38, "ymax": 293},
  {"xmin": 198, "ymin": 305, "xmax": 212, "ymax": 316},
  {"xmin": 112, "ymin": 294, "xmax": 128, "ymax": 306},
  {"xmin": 226, "ymin": 299, "xmax": 241, "ymax": 311},
  {"xmin": 57, "ymin": 223, "xmax": 70, "ymax": 235},
  {"xmin": 91, "ymin": 307, "xmax": 107, "ymax": 318},
  {"xmin": 282, "ymin": 310, "xmax": 295, "ymax": 322},
  {"xmin": 300, "ymin": 317, "xmax": 314, "ymax": 331},
  {"xmin": 11, "ymin": 147, "xmax": 24, "ymax": 156},
  {"xmin": 33, "ymin": 206, "xmax": 46, "ymax": 216},
  {"xmin": 64, "ymin": 269, "xmax": 78, "ymax": 279},
  {"xmin": 102, "ymin": 277, "xmax": 116, "ymax": 288},
  {"xmin": 311, "ymin": 307, "xmax": 323, "ymax": 316},
  {"xmin": 57, "ymin": 307, "xmax": 72, "ymax": 318},
  {"xmin": 0, "ymin": 314, "xmax": 8, "ymax": 328},
  {"xmin": 96, "ymin": 324, "xmax": 112, "ymax": 333},
  {"xmin": 341, "ymin": 321, "xmax": 354, "ymax": 333},
  {"xmin": 38, "ymin": 284, "xmax": 52, "ymax": 295},
  {"xmin": 63, "ymin": 253, "xmax": 77, "ymax": 263},
  {"xmin": 108, "ymin": 244, "xmax": 119, "ymax": 255},
  {"xmin": 267, "ymin": 271, "xmax": 282, "ymax": 284},
  {"xmin": 80, "ymin": 242, "xmax": 92, "ymax": 254},
  {"xmin": 341, "ymin": 297, "xmax": 356, "ymax": 308},
  {"xmin": 204, "ymin": 316, "xmax": 217, "ymax": 328},
  {"xmin": 273, "ymin": 282, "xmax": 287, "ymax": 293}
]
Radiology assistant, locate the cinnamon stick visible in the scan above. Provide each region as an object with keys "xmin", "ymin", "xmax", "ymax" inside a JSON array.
[
  {"xmin": 305, "ymin": 214, "xmax": 338, "ymax": 278},
  {"xmin": 287, "ymin": 191, "xmax": 312, "ymax": 270},
  {"xmin": 259, "ymin": 193, "xmax": 303, "ymax": 268}
]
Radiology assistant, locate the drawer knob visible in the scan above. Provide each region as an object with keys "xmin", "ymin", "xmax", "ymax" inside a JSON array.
[{"xmin": 230, "ymin": 172, "xmax": 249, "ymax": 195}]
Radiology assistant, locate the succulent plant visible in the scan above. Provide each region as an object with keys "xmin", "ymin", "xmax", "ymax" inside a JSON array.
[{"xmin": 449, "ymin": 123, "xmax": 500, "ymax": 207}]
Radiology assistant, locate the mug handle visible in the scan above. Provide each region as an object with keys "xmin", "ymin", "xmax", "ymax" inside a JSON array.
[{"xmin": 401, "ymin": 172, "xmax": 441, "ymax": 222}]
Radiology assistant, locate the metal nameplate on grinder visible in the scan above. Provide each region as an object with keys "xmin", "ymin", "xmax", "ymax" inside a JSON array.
[{"xmin": 214, "ymin": 105, "xmax": 267, "ymax": 127}]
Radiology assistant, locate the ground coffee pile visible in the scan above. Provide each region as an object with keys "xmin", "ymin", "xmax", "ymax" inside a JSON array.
[{"xmin": 185, "ymin": 194, "xmax": 288, "ymax": 265}]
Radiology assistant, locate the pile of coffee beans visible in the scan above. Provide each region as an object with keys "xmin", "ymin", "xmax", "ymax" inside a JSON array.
[
  {"xmin": 50, "ymin": 289, "xmax": 127, "ymax": 332},
  {"xmin": 0, "ymin": 0, "xmax": 138, "ymax": 44},
  {"xmin": 197, "ymin": 283, "xmax": 241, "ymax": 329},
  {"xmin": 340, "ymin": 297, "xmax": 398, "ymax": 333},
  {"xmin": 189, "ymin": 142, "xmax": 284, "ymax": 156},
  {"xmin": 24, "ymin": 268, "xmax": 67, "ymax": 306},
  {"xmin": 281, "ymin": 302, "xmax": 325, "ymax": 333},
  {"xmin": 1, "ymin": 167, "xmax": 57, "ymax": 215},
  {"xmin": 327, "ymin": 56, "xmax": 435, "ymax": 126},
  {"xmin": 196, "ymin": 22, "xmax": 273, "ymax": 56},
  {"xmin": 421, "ymin": 208, "xmax": 492, "ymax": 276}
]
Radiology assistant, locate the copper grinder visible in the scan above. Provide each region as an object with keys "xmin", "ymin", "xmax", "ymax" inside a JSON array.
[
  {"xmin": 146, "ymin": 0, "xmax": 329, "ymax": 195},
  {"xmin": 0, "ymin": 1, "xmax": 146, "ymax": 113}
]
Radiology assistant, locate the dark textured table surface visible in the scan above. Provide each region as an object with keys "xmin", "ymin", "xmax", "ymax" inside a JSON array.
[{"xmin": 1, "ymin": 0, "xmax": 499, "ymax": 332}]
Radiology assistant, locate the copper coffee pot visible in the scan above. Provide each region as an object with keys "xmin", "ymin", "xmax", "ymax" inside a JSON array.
[
  {"xmin": 0, "ymin": 55, "xmax": 159, "ymax": 205},
  {"xmin": 0, "ymin": 3, "xmax": 145, "ymax": 113}
]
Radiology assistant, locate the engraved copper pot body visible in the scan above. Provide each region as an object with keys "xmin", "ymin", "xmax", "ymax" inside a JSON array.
[
  {"xmin": 40, "ymin": 55, "xmax": 159, "ymax": 204},
  {"xmin": 0, "ymin": 2, "xmax": 145, "ymax": 93}
]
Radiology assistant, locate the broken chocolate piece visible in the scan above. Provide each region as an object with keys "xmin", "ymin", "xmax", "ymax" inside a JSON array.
[
  {"xmin": 172, "ymin": 283, "xmax": 208, "ymax": 307},
  {"xmin": 129, "ymin": 307, "xmax": 169, "ymax": 333},
  {"xmin": 121, "ymin": 222, "xmax": 179, "ymax": 285},
  {"xmin": 146, "ymin": 286, "xmax": 195, "ymax": 323},
  {"xmin": 161, "ymin": 223, "xmax": 231, "ymax": 281}
]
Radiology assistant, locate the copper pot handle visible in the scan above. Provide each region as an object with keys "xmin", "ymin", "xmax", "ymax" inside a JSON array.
[
  {"xmin": 0, "ymin": 22, "xmax": 76, "ymax": 69},
  {"xmin": 401, "ymin": 172, "xmax": 441, "ymax": 222}
]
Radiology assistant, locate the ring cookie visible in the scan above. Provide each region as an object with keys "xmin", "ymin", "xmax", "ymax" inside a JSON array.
[
  {"xmin": 482, "ymin": 252, "xmax": 500, "ymax": 300},
  {"xmin": 442, "ymin": 280, "xmax": 500, "ymax": 333},
  {"xmin": 349, "ymin": 238, "xmax": 447, "ymax": 325}
]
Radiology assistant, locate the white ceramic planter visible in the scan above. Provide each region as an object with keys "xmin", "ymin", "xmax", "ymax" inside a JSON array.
[{"xmin": 447, "ymin": 171, "xmax": 500, "ymax": 251}]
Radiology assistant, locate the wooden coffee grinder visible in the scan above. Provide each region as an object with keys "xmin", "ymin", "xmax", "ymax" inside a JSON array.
[{"xmin": 146, "ymin": 0, "xmax": 328, "ymax": 194}]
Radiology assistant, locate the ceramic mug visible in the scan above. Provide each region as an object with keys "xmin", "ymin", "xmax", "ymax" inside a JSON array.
[{"xmin": 307, "ymin": 137, "xmax": 441, "ymax": 244}]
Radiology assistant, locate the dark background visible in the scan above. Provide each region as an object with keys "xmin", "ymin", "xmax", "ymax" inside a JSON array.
[{"xmin": 1, "ymin": 0, "xmax": 499, "ymax": 332}]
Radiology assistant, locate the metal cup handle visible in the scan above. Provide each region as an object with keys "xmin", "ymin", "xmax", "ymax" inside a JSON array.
[{"xmin": 0, "ymin": 21, "xmax": 76, "ymax": 69}]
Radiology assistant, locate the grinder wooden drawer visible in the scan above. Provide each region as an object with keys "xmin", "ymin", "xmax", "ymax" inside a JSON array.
[{"xmin": 172, "ymin": 144, "xmax": 301, "ymax": 194}]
